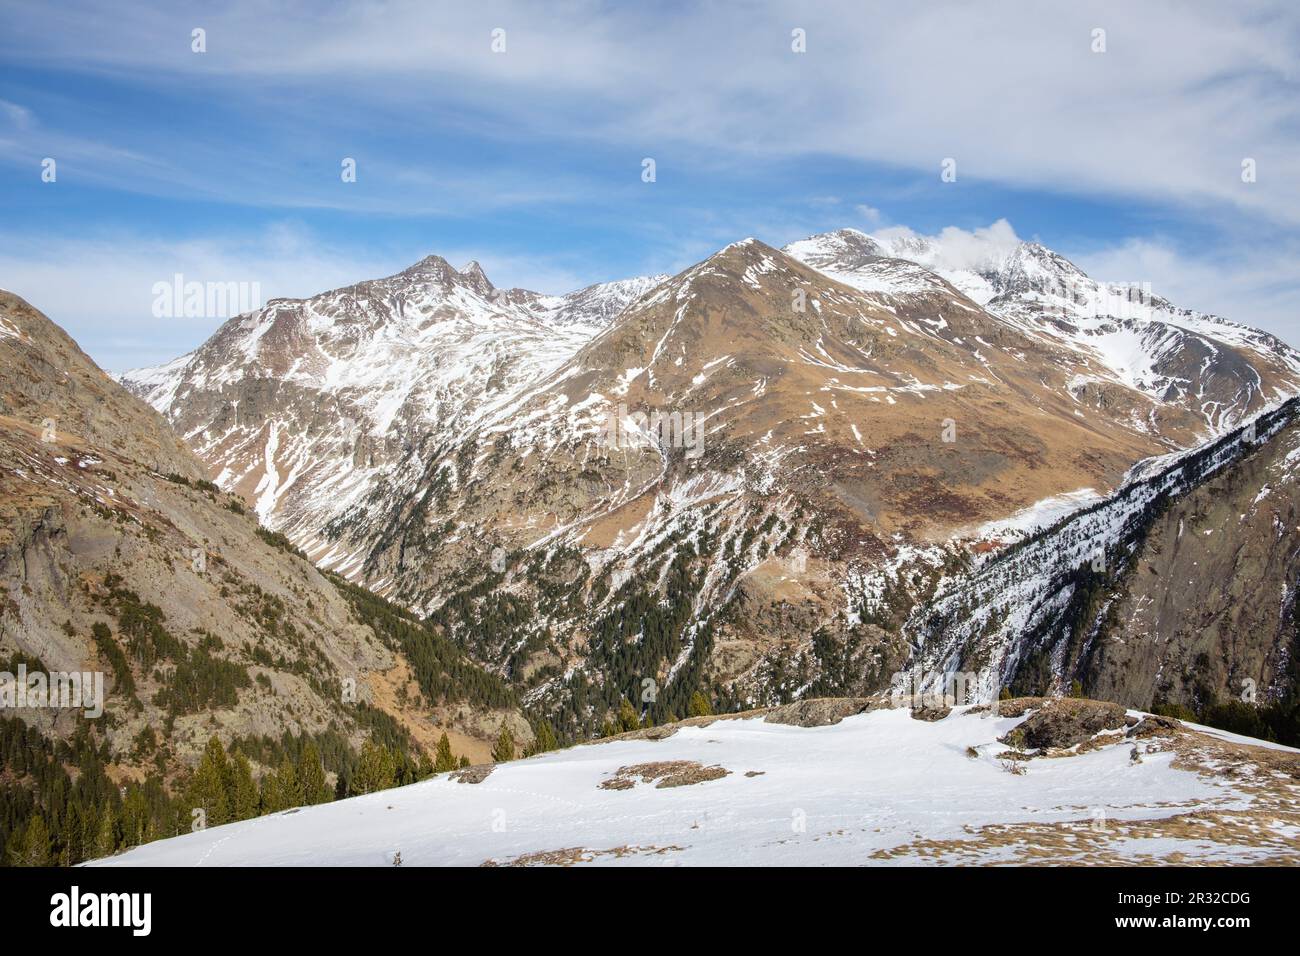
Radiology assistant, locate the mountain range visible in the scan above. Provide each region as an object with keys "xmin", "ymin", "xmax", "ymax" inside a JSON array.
[
  {"xmin": 112, "ymin": 228, "xmax": 1300, "ymax": 739},
  {"xmin": 5, "ymin": 222, "xmax": 1300, "ymax": 865}
]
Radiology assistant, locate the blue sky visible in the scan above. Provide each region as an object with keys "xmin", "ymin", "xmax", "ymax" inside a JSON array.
[{"xmin": 1, "ymin": 0, "xmax": 1298, "ymax": 371}]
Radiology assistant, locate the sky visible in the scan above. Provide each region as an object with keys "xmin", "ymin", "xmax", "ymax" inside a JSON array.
[{"xmin": 1, "ymin": 0, "xmax": 1298, "ymax": 372}]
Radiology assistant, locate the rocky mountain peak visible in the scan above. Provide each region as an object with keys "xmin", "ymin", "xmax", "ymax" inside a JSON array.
[
  {"xmin": 985, "ymin": 241, "xmax": 1089, "ymax": 297},
  {"xmin": 457, "ymin": 260, "xmax": 495, "ymax": 296},
  {"xmin": 784, "ymin": 228, "xmax": 887, "ymax": 271},
  {"xmin": 396, "ymin": 253, "xmax": 460, "ymax": 286}
]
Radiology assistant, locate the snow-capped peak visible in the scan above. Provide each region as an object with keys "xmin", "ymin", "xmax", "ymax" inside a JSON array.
[
  {"xmin": 783, "ymin": 228, "xmax": 886, "ymax": 271},
  {"xmin": 457, "ymin": 260, "xmax": 495, "ymax": 296}
]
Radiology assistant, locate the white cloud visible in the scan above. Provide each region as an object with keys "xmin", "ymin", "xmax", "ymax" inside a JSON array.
[
  {"xmin": 0, "ymin": 99, "xmax": 31, "ymax": 129},
  {"xmin": 875, "ymin": 219, "xmax": 1024, "ymax": 272},
  {"xmin": 5, "ymin": 1, "xmax": 1297, "ymax": 224},
  {"xmin": 855, "ymin": 204, "xmax": 883, "ymax": 225},
  {"xmin": 2, "ymin": 2, "xmax": 1298, "ymax": 361}
]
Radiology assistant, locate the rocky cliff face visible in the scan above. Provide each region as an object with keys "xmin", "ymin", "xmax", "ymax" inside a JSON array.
[
  {"xmin": 903, "ymin": 398, "xmax": 1300, "ymax": 714},
  {"xmin": 0, "ymin": 292, "xmax": 527, "ymax": 782},
  {"xmin": 1079, "ymin": 412, "xmax": 1300, "ymax": 711},
  {"xmin": 0, "ymin": 291, "xmax": 200, "ymax": 479}
]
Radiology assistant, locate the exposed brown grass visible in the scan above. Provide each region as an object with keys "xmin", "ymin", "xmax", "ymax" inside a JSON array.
[{"xmin": 599, "ymin": 760, "xmax": 730, "ymax": 790}]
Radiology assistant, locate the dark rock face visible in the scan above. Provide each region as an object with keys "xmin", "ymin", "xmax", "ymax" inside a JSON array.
[
  {"xmin": 1002, "ymin": 699, "xmax": 1129, "ymax": 750},
  {"xmin": 1127, "ymin": 715, "xmax": 1183, "ymax": 739},
  {"xmin": 910, "ymin": 704, "xmax": 952, "ymax": 722},
  {"xmin": 764, "ymin": 698, "xmax": 877, "ymax": 727},
  {"xmin": 1080, "ymin": 417, "xmax": 1300, "ymax": 712},
  {"xmin": 913, "ymin": 400, "xmax": 1300, "ymax": 718},
  {"xmin": 452, "ymin": 765, "xmax": 495, "ymax": 785}
]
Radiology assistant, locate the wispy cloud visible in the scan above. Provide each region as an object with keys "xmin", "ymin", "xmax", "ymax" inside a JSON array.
[{"xmin": 5, "ymin": 1, "xmax": 1297, "ymax": 222}]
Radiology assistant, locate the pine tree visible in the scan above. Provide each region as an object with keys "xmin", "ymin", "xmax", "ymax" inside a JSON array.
[
  {"xmin": 273, "ymin": 756, "xmax": 302, "ymax": 808},
  {"xmin": 11, "ymin": 813, "xmax": 53, "ymax": 866},
  {"xmin": 352, "ymin": 739, "xmax": 396, "ymax": 794},
  {"xmin": 530, "ymin": 719, "xmax": 558, "ymax": 755},
  {"xmin": 62, "ymin": 802, "xmax": 87, "ymax": 865},
  {"xmin": 458, "ymin": 754, "xmax": 471, "ymax": 768},
  {"xmin": 299, "ymin": 742, "xmax": 331, "ymax": 805},
  {"xmin": 491, "ymin": 725, "xmax": 515, "ymax": 763},
  {"xmin": 687, "ymin": 691, "xmax": 713, "ymax": 717},
  {"xmin": 390, "ymin": 748, "xmax": 418, "ymax": 787},
  {"xmin": 187, "ymin": 735, "xmax": 231, "ymax": 826},
  {"xmin": 259, "ymin": 769, "xmax": 284, "ymax": 813},
  {"xmin": 434, "ymin": 732, "xmax": 457, "ymax": 773},
  {"xmin": 92, "ymin": 809, "xmax": 119, "ymax": 860},
  {"xmin": 230, "ymin": 753, "xmax": 259, "ymax": 820},
  {"xmin": 617, "ymin": 698, "xmax": 640, "ymax": 732},
  {"xmin": 120, "ymin": 786, "xmax": 153, "ymax": 847}
]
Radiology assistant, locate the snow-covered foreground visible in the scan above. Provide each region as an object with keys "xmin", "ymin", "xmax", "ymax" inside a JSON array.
[{"xmin": 91, "ymin": 706, "xmax": 1297, "ymax": 867}]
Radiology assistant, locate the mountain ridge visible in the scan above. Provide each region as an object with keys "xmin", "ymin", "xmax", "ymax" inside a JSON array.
[
  {"xmin": 113, "ymin": 228, "xmax": 1300, "ymax": 737},
  {"xmin": 0, "ymin": 290, "xmax": 534, "ymax": 865}
]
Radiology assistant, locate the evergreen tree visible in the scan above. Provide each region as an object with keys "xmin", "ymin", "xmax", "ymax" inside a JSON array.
[
  {"xmin": 434, "ymin": 732, "xmax": 457, "ymax": 773},
  {"xmin": 229, "ymin": 753, "xmax": 259, "ymax": 820},
  {"xmin": 259, "ymin": 770, "xmax": 284, "ymax": 813},
  {"xmin": 120, "ymin": 786, "xmax": 153, "ymax": 846},
  {"xmin": 491, "ymin": 725, "xmax": 515, "ymax": 763},
  {"xmin": 687, "ymin": 691, "xmax": 713, "ymax": 718},
  {"xmin": 458, "ymin": 755, "xmax": 471, "ymax": 768},
  {"xmin": 298, "ymin": 742, "xmax": 331, "ymax": 805},
  {"xmin": 91, "ymin": 809, "xmax": 118, "ymax": 860},
  {"xmin": 11, "ymin": 814, "xmax": 53, "ymax": 866},
  {"xmin": 617, "ymin": 698, "xmax": 640, "ymax": 732},
  {"xmin": 186, "ymin": 736, "xmax": 231, "ymax": 826},
  {"xmin": 529, "ymin": 720, "xmax": 558, "ymax": 755},
  {"xmin": 352, "ymin": 740, "xmax": 396, "ymax": 794},
  {"xmin": 61, "ymin": 802, "xmax": 87, "ymax": 865},
  {"xmin": 273, "ymin": 757, "xmax": 302, "ymax": 808},
  {"xmin": 390, "ymin": 748, "xmax": 418, "ymax": 787}
]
